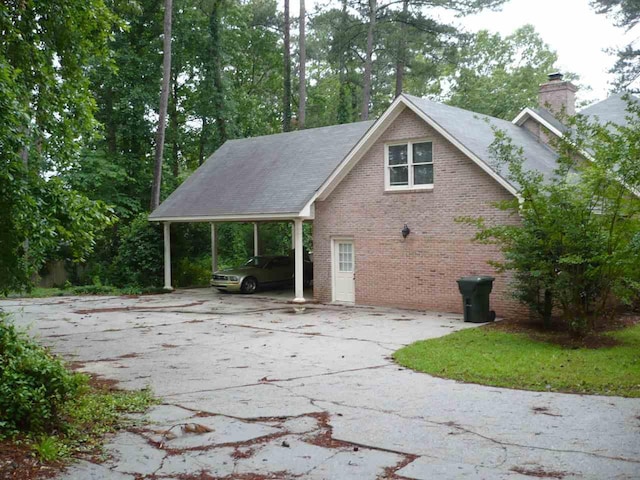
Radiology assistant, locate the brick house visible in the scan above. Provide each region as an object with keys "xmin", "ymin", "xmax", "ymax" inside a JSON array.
[{"xmin": 149, "ymin": 74, "xmax": 631, "ymax": 318}]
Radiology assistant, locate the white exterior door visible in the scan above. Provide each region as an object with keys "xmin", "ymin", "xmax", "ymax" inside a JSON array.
[{"xmin": 333, "ymin": 240, "xmax": 355, "ymax": 303}]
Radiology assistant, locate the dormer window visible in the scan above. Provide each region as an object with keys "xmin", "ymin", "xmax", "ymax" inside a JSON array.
[{"xmin": 385, "ymin": 140, "xmax": 433, "ymax": 191}]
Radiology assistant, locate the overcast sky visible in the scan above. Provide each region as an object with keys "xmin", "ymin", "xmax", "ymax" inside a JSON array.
[
  {"xmin": 439, "ymin": 0, "xmax": 639, "ymax": 105},
  {"xmin": 292, "ymin": 0, "xmax": 639, "ymax": 106}
]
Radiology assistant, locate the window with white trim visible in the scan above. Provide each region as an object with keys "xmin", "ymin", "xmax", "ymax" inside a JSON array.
[{"xmin": 385, "ymin": 140, "xmax": 433, "ymax": 190}]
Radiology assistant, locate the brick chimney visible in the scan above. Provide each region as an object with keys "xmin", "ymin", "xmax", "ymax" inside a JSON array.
[{"xmin": 538, "ymin": 72, "xmax": 577, "ymax": 117}]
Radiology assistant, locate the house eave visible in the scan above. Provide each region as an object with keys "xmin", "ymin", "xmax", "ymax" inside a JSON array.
[{"xmin": 148, "ymin": 211, "xmax": 314, "ymax": 223}]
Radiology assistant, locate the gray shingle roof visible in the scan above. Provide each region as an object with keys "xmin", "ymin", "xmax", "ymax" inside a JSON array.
[
  {"xmin": 531, "ymin": 107, "xmax": 569, "ymax": 133},
  {"xmin": 151, "ymin": 92, "xmax": 635, "ymax": 221},
  {"xmin": 580, "ymin": 92, "xmax": 638, "ymax": 127},
  {"xmin": 402, "ymin": 94, "xmax": 560, "ymax": 189},
  {"xmin": 149, "ymin": 121, "xmax": 374, "ymax": 220}
]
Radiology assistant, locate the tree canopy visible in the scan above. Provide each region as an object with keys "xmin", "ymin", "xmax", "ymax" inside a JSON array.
[
  {"xmin": 0, "ymin": 0, "xmax": 117, "ymax": 293},
  {"xmin": 1, "ymin": 0, "xmax": 576, "ymax": 292}
]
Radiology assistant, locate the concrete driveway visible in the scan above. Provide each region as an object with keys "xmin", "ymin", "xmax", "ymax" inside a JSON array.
[{"xmin": 2, "ymin": 289, "xmax": 639, "ymax": 479}]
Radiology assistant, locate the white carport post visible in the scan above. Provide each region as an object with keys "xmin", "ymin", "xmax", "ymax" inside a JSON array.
[
  {"xmin": 293, "ymin": 218, "xmax": 305, "ymax": 303},
  {"xmin": 163, "ymin": 222, "xmax": 172, "ymax": 290},
  {"xmin": 210, "ymin": 223, "xmax": 218, "ymax": 273},
  {"xmin": 253, "ymin": 222, "xmax": 259, "ymax": 256}
]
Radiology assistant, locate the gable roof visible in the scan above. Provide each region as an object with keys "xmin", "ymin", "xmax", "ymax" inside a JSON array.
[
  {"xmin": 148, "ymin": 121, "xmax": 374, "ymax": 221},
  {"xmin": 309, "ymin": 94, "xmax": 560, "ymax": 205},
  {"xmin": 402, "ymin": 95, "xmax": 560, "ymax": 187}
]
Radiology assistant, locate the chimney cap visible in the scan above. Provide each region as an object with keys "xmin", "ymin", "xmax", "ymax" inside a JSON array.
[{"xmin": 547, "ymin": 72, "xmax": 564, "ymax": 82}]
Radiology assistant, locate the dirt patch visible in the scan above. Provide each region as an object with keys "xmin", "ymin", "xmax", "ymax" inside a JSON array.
[
  {"xmin": 231, "ymin": 446, "xmax": 256, "ymax": 459},
  {"xmin": 303, "ymin": 412, "xmax": 352, "ymax": 449},
  {"xmin": 0, "ymin": 439, "xmax": 59, "ymax": 480},
  {"xmin": 208, "ymin": 472, "xmax": 294, "ymax": 480},
  {"xmin": 73, "ymin": 301, "xmax": 205, "ymax": 315},
  {"xmin": 489, "ymin": 314, "xmax": 639, "ymax": 349},
  {"xmin": 378, "ymin": 454, "xmax": 418, "ymax": 479},
  {"xmin": 67, "ymin": 362, "xmax": 121, "ymax": 390},
  {"xmin": 510, "ymin": 466, "xmax": 567, "ymax": 478}
]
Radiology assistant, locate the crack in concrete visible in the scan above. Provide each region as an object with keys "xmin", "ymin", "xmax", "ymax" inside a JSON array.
[
  {"xmin": 163, "ymin": 364, "xmax": 391, "ymax": 398},
  {"xmin": 232, "ymin": 323, "xmax": 401, "ymax": 351},
  {"xmin": 298, "ymin": 394, "xmax": 640, "ymax": 466}
]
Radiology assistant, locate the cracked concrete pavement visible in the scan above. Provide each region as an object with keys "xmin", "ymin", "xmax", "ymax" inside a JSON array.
[{"xmin": 2, "ymin": 288, "xmax": 639, "ymax": 479}]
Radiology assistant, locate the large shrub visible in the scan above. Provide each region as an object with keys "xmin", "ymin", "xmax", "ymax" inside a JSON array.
[
  {"xmin": 0, "ymin": 316, "xmax": 83, "ymax": 436},
  {"xmin": 463, "ymin": 100, "xmax": 640, "ymax": 334},
  {"xmin": 111, "ymin": 214, "xmax": 164, "ymax": 287}
]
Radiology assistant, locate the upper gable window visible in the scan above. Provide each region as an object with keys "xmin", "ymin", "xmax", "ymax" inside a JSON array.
[{"xmin": 385, "ymin": 140, "xmax": 433, "ymax": 191}]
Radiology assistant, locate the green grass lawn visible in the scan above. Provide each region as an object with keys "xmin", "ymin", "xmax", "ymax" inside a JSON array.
[{"xmin": 394, "ymin": 322, "xmax": 640, "ymax": 397}]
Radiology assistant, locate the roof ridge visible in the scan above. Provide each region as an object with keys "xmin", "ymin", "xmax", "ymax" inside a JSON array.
[
  {"xmin": 402, "ymin": 93, "xmax": 515, "ymax": 127},
  {"xmin": 226, "ymin": 120, "xmax": 376, "ymax": 144}
]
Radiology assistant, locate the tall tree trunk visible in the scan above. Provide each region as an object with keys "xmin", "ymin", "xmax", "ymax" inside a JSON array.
[
  {"xmin": 169, "ymin": 70, "xmax": 179, "ymax": 179},
  {"xmin": 337, "ymin": 0, "xmax": 349, "ymax": 124},
  {"xmin": 283, "ymin": 0, "xmax": 292, "ymax": 131},
  {"xmin": 394, "ymin": 0, "xmax": 408, "ymax": 98},
  {"xmin": 298, "ymin": 0, "xmax": 306, "ymax": 129},
  {"xmin": 150, "ymin": 0, "xmax": 173, "ymax": 211},
  {"xmin": 360, "ymin": 0, "xmax": 376, "ymax": 121},
  {"xmin": 210, "ymin": 0, "xmax": 227, "ymax": 145}
]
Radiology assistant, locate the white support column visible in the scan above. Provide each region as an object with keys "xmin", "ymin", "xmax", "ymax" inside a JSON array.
[
  {"xmin": 210, "ymin": 223, "xmax": 218, "ymax": 274},
  {"xmin": 253, "ymin": 222, "xmax": 259, "ymax": 256},
  {"xmin": 163, "ymin": 222, "xmax": 173, "ymax": 290},
  {"xmin": 291, "ymin": 222, "xmax": 295, "ymax": 250},
  {"xmin": 293, "ymin": 218, "xmax": 305, "ymax": 303}
]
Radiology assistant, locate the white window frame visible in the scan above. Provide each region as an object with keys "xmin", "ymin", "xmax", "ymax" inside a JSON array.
[{"xmin": 384, "ymin": 139, "xmax": 434, "ymax": 191}]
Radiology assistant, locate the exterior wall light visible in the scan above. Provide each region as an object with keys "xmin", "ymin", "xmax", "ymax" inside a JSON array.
[{"xmin": 402, "ymin": 224, "xmax": 410, "ymax": 239}]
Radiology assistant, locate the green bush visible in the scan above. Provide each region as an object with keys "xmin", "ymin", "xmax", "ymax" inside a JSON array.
[
  {"xmin": 111, "ymin": 214, "xmax": 164, "ymax": 287},
  {"xmin": 174, "ymin": 255, "xmax": 212, "ymax": 287},
  {"xmin": 0, "ymin": 316, "xmax": 83, "ymax": 437}
]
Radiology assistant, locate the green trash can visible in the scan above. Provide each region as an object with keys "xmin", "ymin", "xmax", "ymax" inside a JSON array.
[{"xmin": 456, "ymin": 276, "xmax": 496, "ymax": 323}]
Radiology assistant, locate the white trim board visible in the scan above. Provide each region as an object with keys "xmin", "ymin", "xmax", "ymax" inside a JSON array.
[
  {"xmin": 149, "ymin": 212, "xmax": 313, "ymax": 223},
  {"xmin": 512, "ymin": 108, "xmax": 565, "ymax": 139}
]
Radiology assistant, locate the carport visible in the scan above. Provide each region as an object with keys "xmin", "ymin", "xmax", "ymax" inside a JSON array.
[
  {"xmin": 153, "ymin": 217, "xmax": 308, "ymax": 302},
  {"xmin": 148, "ymin": 122, "xmax": 373, "ymax": 303}
]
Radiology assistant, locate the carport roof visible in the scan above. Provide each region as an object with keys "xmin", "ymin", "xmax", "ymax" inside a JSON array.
[{"xmin": 149, "ymin": 121, "xmax": 374, "ymax": 221}]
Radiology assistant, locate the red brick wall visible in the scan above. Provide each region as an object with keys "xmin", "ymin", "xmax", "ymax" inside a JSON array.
[
  {"xmin": 312, "ymin": 107, "xmax": 524, "ymax": 319},
  {"xmin": 522, "ymin": 117, "xmax": 555, "ymax": 146}
]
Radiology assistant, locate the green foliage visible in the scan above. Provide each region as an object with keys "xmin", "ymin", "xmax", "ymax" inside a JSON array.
[
  {"xmin": 25, "ymin": 386, "xmax": 155, "ymax": 462},
  {"xmin": 111, "ymin": 215, "xmax": 165, "ymax": 288},
  {"xmin": 57, "ymin": 386, "xmax": 155, "ymax": 459},
  {"xmin": 0, "ymin": 0, "xmax": 118, "ymax": 293},
  {"xmin": 0, "ymin": 317, "xmax": 83, "ymax": 437},
  {"xmin": 591, "ymin": 1, "xmax": 640, "ymax": 91},
  {"xmin": 461, "ymin": 98, "xmax": 640, "ymax": 333},
  {"xmin": 394, "ymin": 323, "xmax": 640, "ymax": 397},
  {"xmin": 0, "ymin": 313, "xmax": 156, "ymax": 461},
  {"xmin": 175, "ymin": 256, "xmax": 212, "ymax": 287},
  {"xmin": 33, "ymin": 435, "xmax": 70, "ymax": 462},
  {"xmin": 12, "ymin": 285, "xmax": 167, "ymax": 298},
  {"xmin": 591, "ymin": 0, "xmax": 640, "ymax": 28},
  {"xmin": 444, "ymin": 25, "xmax": 559, "ymax": 119}
]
